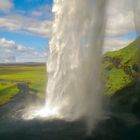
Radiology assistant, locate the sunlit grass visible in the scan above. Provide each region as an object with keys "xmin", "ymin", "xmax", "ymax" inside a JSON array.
[
  {"xmin": 104, "ymin": 39, "xmax": 139, "ymax": 96},
  {"xmin": 0, "ymin": 83, "xmax": 19, "ymax": 105},
  {"xmin": 0, "ymin": 65, "xmax": 47, "ymax": 105},
  {"xmin": 0, "ymin": 65, "xmax": 47, "ymax": 93}
]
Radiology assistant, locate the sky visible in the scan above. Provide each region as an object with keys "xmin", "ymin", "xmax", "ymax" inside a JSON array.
[
  {"xmin": 0, "ymin": 0, "xmax": 138, "ymax": 63},
  {"xmin": 0, "ymin": 0, "xmax": 53, "ymax": 63},
  {"xmin": 103, "ymin": 0, "xmax": 138, "ymax": 52}
]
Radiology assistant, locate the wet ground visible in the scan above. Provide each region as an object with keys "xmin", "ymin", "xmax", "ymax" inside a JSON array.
[{"xmin": 0, "ymin": 84, "xmax": 140, "ymax": 140}]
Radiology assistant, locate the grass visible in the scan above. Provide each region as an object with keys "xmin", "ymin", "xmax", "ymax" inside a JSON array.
[
  {"xmin": 105, "ymin": 68, "xmax": 132, "ymax": 96},
  {"xmin": 0, "ymin": 64, "xmax": 47, "ymax": 105},
  {"xmin": 0, "ymin": 65, "xmax": 46, "ymax": 92},
  {"xmin": 0, "ymin": 82, "xmax": 16, "ymax": 90},
  {"xmin": 104, "ymin": 39, "xmax": 139, "ymax": 96},
  {"xmin": 0, "ymin": 83, "xmax": 19, "ymax": 105}
]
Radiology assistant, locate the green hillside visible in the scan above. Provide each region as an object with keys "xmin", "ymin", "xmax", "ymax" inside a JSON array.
[{"xmin": 104, "ymin": 38, "xmax": 140, "ymax": 96}]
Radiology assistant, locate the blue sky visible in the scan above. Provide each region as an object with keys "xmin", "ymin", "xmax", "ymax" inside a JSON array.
[
  {"xmin": 0, "ymin": 0, "xmax": 53, "ymax": 63},
  {"xmin": 13, "ymin": 0, "xmax": 53, "ymax": 10},
  {"xmin": 0, "ymin": 0, "xmax": 137, "ymax": 62},
  {"xmin": 121, "ymin": 32, "xmax": 137, "ymax": 40}
]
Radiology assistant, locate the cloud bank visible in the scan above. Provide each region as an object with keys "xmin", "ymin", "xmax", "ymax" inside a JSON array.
[
  {"xmin": 0, "ymin": 15, "xmax": 52, "ymax": 37},
  {"xmin": 103, "ymin": 0, "xmax": 136, "ymax": 52},
  {"xmin": 0, "ymin": 38, "xmax": 46, "ymax": 63},
  {"xmin": 0, "ymin": 0, "xmax": 13, "ymax": 13}
]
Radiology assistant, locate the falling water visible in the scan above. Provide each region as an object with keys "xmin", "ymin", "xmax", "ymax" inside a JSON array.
[{"xmin": 42, "ymin": 0, "xmax": 108, "ymax": 134}]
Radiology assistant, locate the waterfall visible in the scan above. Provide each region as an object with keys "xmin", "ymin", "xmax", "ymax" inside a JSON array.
[
  {"xmin": 21, "ymin": 0, "xmax": 140, "ymax": 136},
  {"xmin": 43, "ymin": 0, "xmax": 108, "ymax": 133}
]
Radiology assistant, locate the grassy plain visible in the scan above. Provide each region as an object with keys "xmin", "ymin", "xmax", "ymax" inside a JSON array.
[{"xmin": 0, "ymin": 64, "xmax": 46, "ymax": 105}]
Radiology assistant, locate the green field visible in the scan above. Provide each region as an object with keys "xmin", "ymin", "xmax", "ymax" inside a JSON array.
[
  {"xmin": 0, "ymin": 64, "xmax": 47, "ymax": 105},
  {"xmin": 0, "ymin": 82, "xmax": 19, "ymax": 105}
]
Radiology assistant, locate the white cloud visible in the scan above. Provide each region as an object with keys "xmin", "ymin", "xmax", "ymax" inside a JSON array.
[
  {"xmin": 103, "ymin": 37, "xmax": 133, "ymax": 52},
  {"xmin": 0, "ymin": 38, "xmax": 16, "ymax": 48},
  {"xmin": 103, "ymin": 0, "xmax": 138, "ymax": 52},
  {"xmin": 31, "ymin": 11, "xmax": 43, "ymax": 17},
  {"xmin": 106, "ymin": 0, "xmax": 135, "ymax": 37},
  {"xmin": 0, "ymin": 15, "xmax": 52, "ymax": 37},
  {"xmin": 0, "ymin": 0, "xmax": 13, "ymax": 13},
  {"xmin": 31, "ymin": 4, "xmax": 52, "ymax": 19},
  {"xmin": 0, "ymin": 38, "xmax": 46, "ymax": 63},
  {"xmin": 0, "ymin": 56, "xmax": 16, "ymax": 63},
  {"xmin": 106, "ymin": 11, "xmax": 134, "ymax": 36},
  {"xmin": 17, "ymin": 45, "xmax": 34, "ymax": 52},
  {"xmin": 0, "ymin": 38, "xmax": 34, "ymax": 51},
  {"xmin": 16, "ymin": 51, "xmax": 46, "ymax": 63}
]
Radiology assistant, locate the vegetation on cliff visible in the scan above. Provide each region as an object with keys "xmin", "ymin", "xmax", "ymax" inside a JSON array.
[{"xmin": 104, "ymin": 39, "xmax": 140, "ymax": 96}]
